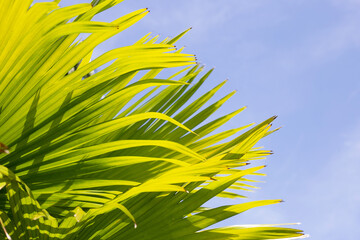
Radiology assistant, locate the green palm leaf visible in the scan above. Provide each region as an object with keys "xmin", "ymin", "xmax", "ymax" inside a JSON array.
[{"xmin": 0, "ymin": 0, "xmax": 306, "ymax": 239}]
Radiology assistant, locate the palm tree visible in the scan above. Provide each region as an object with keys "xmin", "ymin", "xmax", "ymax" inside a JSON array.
[{"xmin": 0, "ymin": 0, "xmax": 306, "ymax": 239}]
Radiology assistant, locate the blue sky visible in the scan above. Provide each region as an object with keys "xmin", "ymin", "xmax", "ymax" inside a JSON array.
[{"xmin": 44, "ymin": 0, "xmax": 360, "ymax": 239}]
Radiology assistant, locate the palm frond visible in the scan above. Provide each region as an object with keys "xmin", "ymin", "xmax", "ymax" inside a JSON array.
[{"xmin": 0, "ymin": 1, "xmax": 305, "ymax": 239}]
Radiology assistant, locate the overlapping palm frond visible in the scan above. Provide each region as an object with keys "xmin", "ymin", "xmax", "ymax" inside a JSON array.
[{"xmin": 0, "ymin": 0, "xmax": 306, "ymax": 239}]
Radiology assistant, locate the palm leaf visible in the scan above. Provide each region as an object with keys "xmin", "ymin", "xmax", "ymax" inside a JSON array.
[{"xmin": 0, "ymin": 0, "xmax": 306, "ymax": 239}]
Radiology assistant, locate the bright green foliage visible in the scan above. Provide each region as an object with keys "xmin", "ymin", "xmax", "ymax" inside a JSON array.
[{"xmin": 0, "ymin": 0, "xmax": 306, "ymax": 239}]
